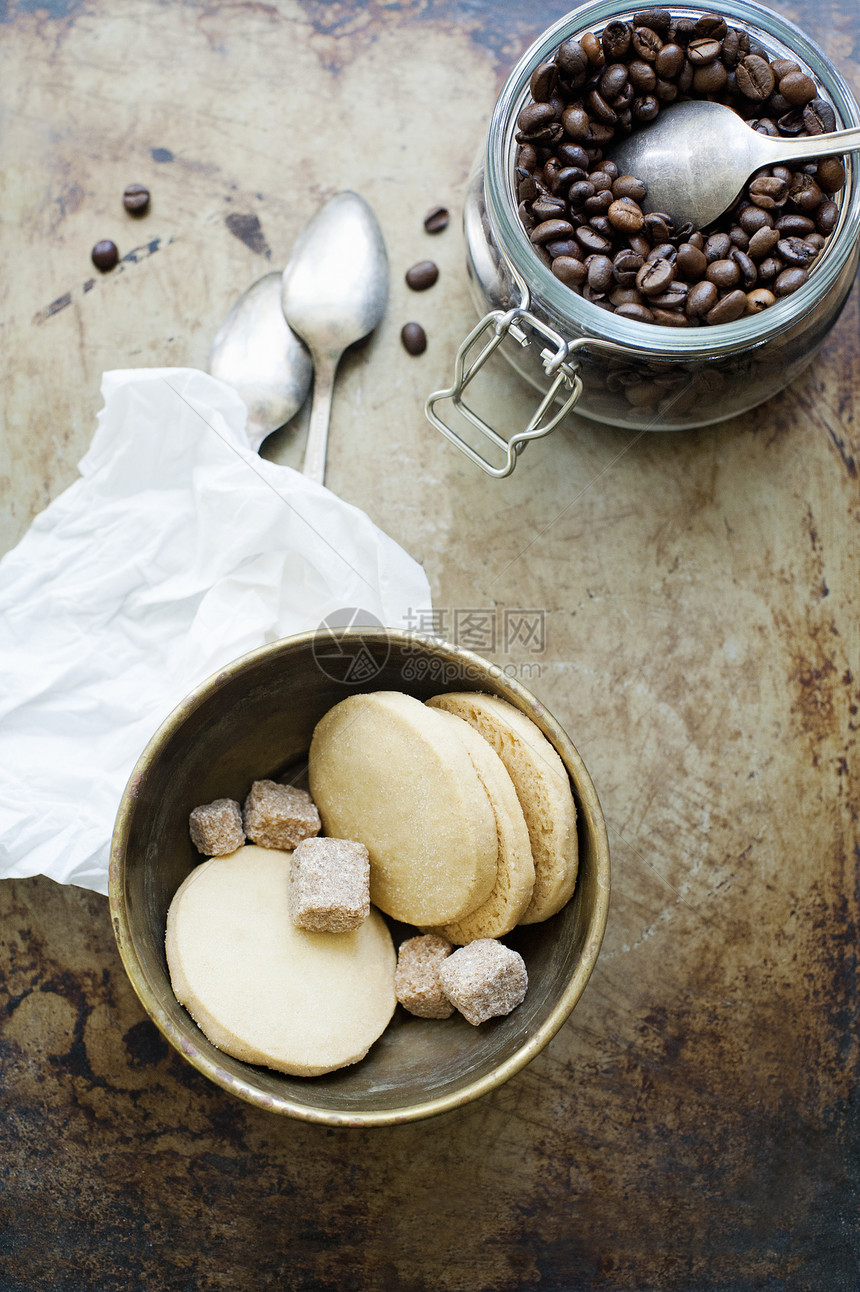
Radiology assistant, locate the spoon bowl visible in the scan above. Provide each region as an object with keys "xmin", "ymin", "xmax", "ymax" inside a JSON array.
[
  {"xmin": 611, "ymin": 98, "xmax": 860, "ymax": 228},
  {"xmin": 208, "ymin": 272, "xmax": 313, "ymax": 453},
  {"xmin": 282, "ymin": 192, "xmax": 389, "ymax": 486}
]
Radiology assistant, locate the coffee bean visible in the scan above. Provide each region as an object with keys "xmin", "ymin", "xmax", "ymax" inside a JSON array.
[
  {"xmin": 588, "ymin": 169, "xmax": 614, "ymax": 192},
  {"xmin": 749, "ymin": 175, "xmax": 788, "ymax": 209},
  {"xmin": 557, "ymin": 37, "xmax": 590, "ymax": 80},
  {"xmin": 695, "ymin": 13, "xmax": 727, "ymax": 39},
  {"xmin": 692, "ymin": 60, "xmax": 727, "ymax": 93},
  {"xmin": 602, "ymin": 20, "xmax": 632, "ymax": 60},
  {"xmin": 721, "ymin": 27, "xmax": 749, "ymax": 68},
  {"xmin": 745, "ymin": 287, "xmax": 776, "ymax": 313},
  {"xmin": 123, "ymin": 183, "xmax": 150, "ymax": 214},
  {"xmin": 91, "ymin": 239, "xmax": 119, "ymax": 271},
  {"xmin": 580, "ymin": 31, "xmax": 604, "ymax": 66},
  {"xmin": 739, "ymin": 205, "xmax": 774, "ymax": 235},
  {"xmin": 779, "ymin": 71, "xmax": 817, "ymax": 105},
  {"xmin": 587, "ymin": 254, "xmax": 615, "ymax": 291},
  {"xmin": 774, "ymin": 267, "xmax": 809, "ymax": 296},
  {"xmin": 628, "ymin": 58, "xmax": 657, "ymax": 92},
  {"xmin": 551, "ymin": 255, "xmax": 588, "ymax": 288},
  {"xmin": 705, "ymin": 289, "xmax": 747, "ymax": 324},
  {"xmin": 803, "ymin": 98, "xmax": 836, "ymax": 134},
  {"xmin": 405, "ymin": 260, "xmax": 439, "ymax": 290},
  {"xmin": 675, "ymin": 242, "xmax": 707, "ymax": 280},
  {"xmin": 636, "ymin": 256, "xmax": 675, "ymax": 295},
  {"xmin": 613, "ymin": 248, "xmax": 644, "ymax": 285},
  {"xmin": 731, "ymin": 248, "xmax": 758, "ymax": 288},
  {"xmin": 789, "ymin": 173, "xmax": 824, "ymax": 212},
  {"xmin": 530, "ymin": 219, "xmax": 575, "ymax": 245},
  {"xmin": 770, "ymin": 58, "xmax": 800, "ymax": 80},
  {"xmin": 776, "ymin": 212, "xmax": 815, "ymax": 236},
  {"xmin": 651, "ymin": 307, "xmax": 691, "ymax": 326},
  {"xmin": 612, "ymin": 175, "xmax": 647, "ymax": 202},
  {"xmin": 736, "ymin": 54, "xmax": 774, "ymax": 100},
  {"xmin": 576, "ymin": 225, "xmax": 613, "ymax": 254},
  {"xmin": 649, "ymin": 280, "xmax": 689, "ymax": 308},
  {"xmin": 747, "ymin": 226, "xmax": 780, "ymax": 259},
  {"xmin": 635, "ymin": 8, "xmax": 671, "ymax": 30},
  {"xmin": 532, "ymin": 195, "xmax": 568, "ymax": 221},
  {"xmin": 816, "ymin": 158, "xmax": 845, "ymax": 194},
  {"xmin": 562, "ymin": 104, "xmax": 591, "ymax": 138},
  {"xmin": 655, "ymin": 42, "xmax": 684, "ymax": 78},
  {"xmin": 530, "ymin": 61, "xmax": 559, "ymax": 101},
  {"xmin": 609, "ymin": 285, "xmax": 644, "ymax": 306},
  {"xmin": 517, "ymin": 101, "xmax": 559, "ymax": 134},
  {"xmin": 706, "ymin": 258, "xmax": 742, "ymax": 289},
  {"xmin": 600, "ymin": 62, "xmax": 629, "ymax": 98},
  {"xmin": 705, "ymin": 231, "xmax": 733, "ymax": 262},
  {"xmin": 632, "ymin": 94, "xmax": 660, "ymax": 122},
  {"xmin": 608, "ymin": 198, "xmax": 645, "ymax": 232},
  {"xmin": 615, "ymin": 302, "xmax": 656, "ymax": 323},
  {"xmin": 401, "ymin": 322, "xmax": 427, "ymax": 355},
  {"xmin": 776, "ymin": 237, "xmax": 818, "ymax": 267},
  {"xmin": 686, "ymin": 280, "xmax": 719, "ymax": 316},
  {"xmin": 816, "ymin": 200, "xmax": 839, "ymax": 235},
  {"xmin": 757, "ymin": 256, "xmax": 783, "ymax": 282},
  {"xmin": 633, "ymin": 26, "xmax": 663, "ymax": 61},
  {"xmin": 584, "ymin": 190, "xmax": 614, "ymax": 215},
  {"xmin": 687, "ymin": 37, "xmax": 721, "ymax": 65},
  {"xmin": 557, "ymin": 142, "xmax": 590, "ymax": 169},
  {"xmin": 545, "ymin": 237, "xmax": 580, "ymax": 258},
  {"xmin": 423, "ymin": 205, "xmax": 449, "ymax": 234}
]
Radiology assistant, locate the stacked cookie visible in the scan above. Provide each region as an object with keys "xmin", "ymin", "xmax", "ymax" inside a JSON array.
[{"xmin": 309, "ymin": 690, "xmax": 579, "ymax": 942}]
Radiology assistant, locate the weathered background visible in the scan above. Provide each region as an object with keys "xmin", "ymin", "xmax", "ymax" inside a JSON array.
[{"xmin": 1, "ymin": 0, "xmax": 858, "ymax": 1288}]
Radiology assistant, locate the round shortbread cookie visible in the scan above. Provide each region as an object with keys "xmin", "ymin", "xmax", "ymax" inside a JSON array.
[
  {"xmin": 308, "ymin": 691, "xmax": 498, "ymax": 925},
  {"xmin": 425, "ymin": 709, "xmax": 535, "ymax": 944},
  {"xmin": 427, "ymin": 692, "xmax": 578, "ymax": 924},
  {"xmin": 165, "ymin": 845, "xmax": 396, "ymax": 1077}
]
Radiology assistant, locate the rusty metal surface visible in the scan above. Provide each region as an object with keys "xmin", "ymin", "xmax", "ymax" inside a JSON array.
[{"xmin": 1, "ymin": 0, "xmax": 858, "ymax": 1288}]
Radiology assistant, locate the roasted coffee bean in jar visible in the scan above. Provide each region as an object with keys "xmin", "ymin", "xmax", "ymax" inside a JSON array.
[
  {"xmin": 514, "ymin": 7, "xmax": 845, "ymax": 327},
  {"xmin": 426, "ymin": 0, "xmax": 860, "ymax": 474}
]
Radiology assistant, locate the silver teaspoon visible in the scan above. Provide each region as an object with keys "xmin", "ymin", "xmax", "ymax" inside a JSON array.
[
  {"xmin": 281, "ymin": 192, "xmax": 389, "ymax": 487},
  {"xmin": 208, "ymin": 271, "xmax": 313, "ymax": 453},
  {"xmin": 610, "ymin": 98, "xmax": 859, "ymax": 229}
]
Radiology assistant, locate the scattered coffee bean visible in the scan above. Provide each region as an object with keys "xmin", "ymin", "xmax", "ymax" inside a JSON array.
[
  {"xmin": 514, "ymin": 7, "xmax": 846, "ymax": 326},
  {"xmin": 401, "ymin": 322, "xmax": 427, "ymax": 355},
  {"xmin": 424, "ymin": 205, "xmax": 450, "ymax": 234},
  {"xmin": 405, "ymin": 260, "xmax": 439, "ymax": 290},
  {"xmin": 123, "ymin": 183, "xmax": 150, "ymax": 214},
  {"xmin": 91, "ymin": 239, "xmax": 119, "ymax": 271}
]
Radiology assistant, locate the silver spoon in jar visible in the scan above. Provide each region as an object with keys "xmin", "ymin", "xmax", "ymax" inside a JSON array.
[
  {"xmin": 611, "ymin": 98, "xmax": 859, "ymax": 229},
  {"xmin": 208, "ymin": 271, "xmax": 313, "ymax": 453},
  {"xmin": 281, "ymin": 191, "xmax": 389, "ymax": 487}
]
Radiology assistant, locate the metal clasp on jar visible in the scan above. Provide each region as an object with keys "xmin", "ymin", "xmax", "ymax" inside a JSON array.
[{"xmin": 425, "ymin": 307, "xmax": 585, "ymax": 478}]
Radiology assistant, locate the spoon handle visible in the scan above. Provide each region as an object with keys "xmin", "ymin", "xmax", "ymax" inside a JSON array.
[
  {"xmin": 302, "ymin": 350, "xmax": 339, "ymax": 486},
  {"xmin": 764, "ymin": 124, "xmax": 860, "ymax": 167}
]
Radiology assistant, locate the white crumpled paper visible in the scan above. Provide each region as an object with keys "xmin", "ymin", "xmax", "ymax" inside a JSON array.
[{"xmin": 0, "ymin": 367, "xmax": 431, "ymax": 894}]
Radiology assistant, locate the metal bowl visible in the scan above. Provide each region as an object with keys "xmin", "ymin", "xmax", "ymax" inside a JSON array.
[{"xmin": 109, "ymin": 629, "xmax": 610, "ymax": 1126}]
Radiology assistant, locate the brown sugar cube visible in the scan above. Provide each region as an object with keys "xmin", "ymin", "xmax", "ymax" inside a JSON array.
[
  {"xmin": 188, "ymin": 798, "xmax": 245, "ymax": 856},
  {"xmin": 289, "ymin": 837, "xmax": 370, "ymax": 932},
  {"xmin": 395, "ymin": 934, "xmax": 455, "ymax": 1019},
  {"xmin": 243, "ymin": 779, "xmax": 321, "ymax": 850},
  {"xmin": 438, "ymin": 938, "xmax": 528, "ymax": 1026}
]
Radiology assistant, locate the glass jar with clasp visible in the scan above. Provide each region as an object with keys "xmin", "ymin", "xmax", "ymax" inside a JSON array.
[{"xmin": 425, "ymin": 0, "xmax": 860, "ymax": 477}]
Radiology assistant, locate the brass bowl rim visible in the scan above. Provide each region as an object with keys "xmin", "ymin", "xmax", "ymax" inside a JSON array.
[{"xmin": 109, "ymin": 628, "xmax": 610, "ymax": 1127}]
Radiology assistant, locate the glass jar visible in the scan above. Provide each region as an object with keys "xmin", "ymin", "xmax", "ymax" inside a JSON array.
[{"xmin": 426, "ymin": 0, "xmax": 860, "ymax": 476}]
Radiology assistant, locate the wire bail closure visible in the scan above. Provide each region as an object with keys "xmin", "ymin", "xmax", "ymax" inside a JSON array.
[{"xmin": 425, "ymin": 307, "xmax": 584, "ymax": 479}]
